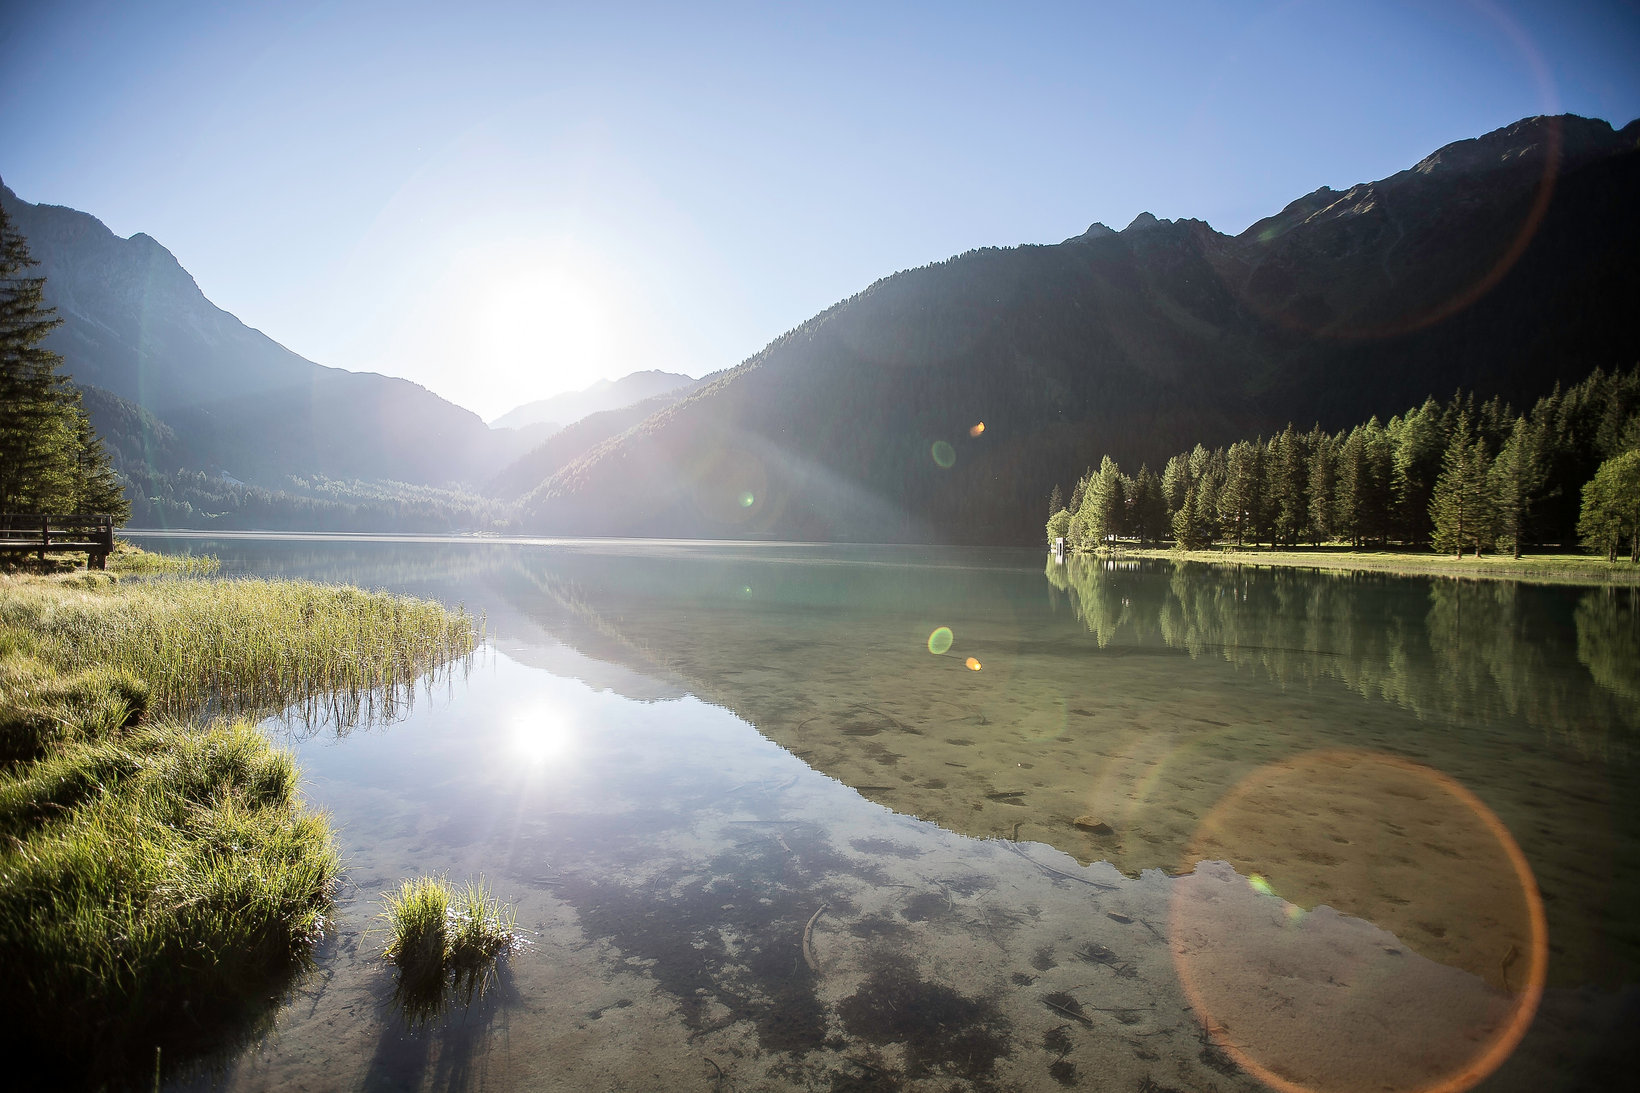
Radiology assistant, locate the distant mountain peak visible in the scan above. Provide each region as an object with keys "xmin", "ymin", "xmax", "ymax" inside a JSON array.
[
  {"xmin": 489, "ymin": 369, "xmax": 697, "ymax": 431},
  {"xmin": 1123, "ymin": 212, "xmax": 1165, "ymax": 233},
  {"xmin": 1081, "ymin": 222, "xmax": 1115, "ymax": 239}
]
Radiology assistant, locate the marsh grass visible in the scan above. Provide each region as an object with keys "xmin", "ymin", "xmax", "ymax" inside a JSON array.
[
  {"xmin": 108, "ymin": 538, "xmax": 221, "ymax": 576},
  {"xmin": 0, "ymin": 573, "xmax": 476, "ymax": 727},
  {"xmin": 0, "ymin": 572, "xmax": 477, "ymax": 1083},
  {"xmin": 381, "ymin": 876, "xmax": 518, "ymax": 1023}
]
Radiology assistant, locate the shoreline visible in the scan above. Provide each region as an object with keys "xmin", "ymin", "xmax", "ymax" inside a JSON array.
[{"xmin": 1096, "ymin": 546, "xmax": 1640, "ymax": 587}]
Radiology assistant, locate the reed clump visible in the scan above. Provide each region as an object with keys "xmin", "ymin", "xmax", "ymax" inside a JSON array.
[
  {"xmin": 0, "ymin": 571, "xmax": 477, "ymax": 1083},
  {"xmin": 381, "ymin": 875, "xmax": 518, "ymax": 1021},
  {"xmin": 0, "ymin": 573, "xmax": 476, "ymax": 724},
  {"xmin": 108, "ymin": 538, "xmax": 221, "ymax": 576}
]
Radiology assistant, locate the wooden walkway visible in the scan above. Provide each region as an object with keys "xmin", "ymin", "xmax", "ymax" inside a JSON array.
[{"xmin": 0, "ymin": 514, "xmax": 116, "ymax": 569}]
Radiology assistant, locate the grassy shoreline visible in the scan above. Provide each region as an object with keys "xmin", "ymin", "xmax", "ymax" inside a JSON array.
[
  {"xmin": 0, "ymin": 562, "xmax": 477, "ymax": 1084},
  {"xmin": 1104, "ymin": 545, "xmax": 1640, "ymax": 586}
]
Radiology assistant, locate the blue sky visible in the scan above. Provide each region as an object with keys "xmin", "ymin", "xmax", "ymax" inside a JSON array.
[{"xmin": 3, "ymin": 0, "xmax": 1637, "ymax": 420}]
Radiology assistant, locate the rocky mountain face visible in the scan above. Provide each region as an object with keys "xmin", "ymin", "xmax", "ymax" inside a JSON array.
[
  {"xmin": 490, "ymin": 370, "xmax": 696, "ymax": 431},
  {"xmin": 519, "ymin": 114, "xmax": 1640, "ymax": 543},
  {"xmin": 0, "ymin": 183, "xmax": 529, "ymax": 488}
]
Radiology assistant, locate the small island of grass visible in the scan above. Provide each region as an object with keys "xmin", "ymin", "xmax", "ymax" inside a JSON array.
[
  {"xmin": 0, "ymin": 566, "xmax": 477, "ymax": 1084},
  {"xmin": 381, "ymin": 875, "xmax": 519, "ymax": 1022}
]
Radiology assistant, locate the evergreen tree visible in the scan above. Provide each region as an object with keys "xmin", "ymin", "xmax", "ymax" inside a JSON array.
[
  {"xmin": 1161, "ymin": 453, "xmax": 1191, "ymax": 515},
  {"xmin": 1578, "ymin": 450, "xmax": 1640, "ymax": 562},
  {"xmin": 1430, "ymin": 414, "xmax": 1495, "ymax": 557},
  {"xmin": 1130, "ymin": 464, "xmax": 1168, "ymax": 546},
  {"xmin": 1307, "ymin": 428, "xmax": 1338, "ymax": 544},
  {"xmin": 1391, "ymin": 397, "xmax": 1445, "ymax": 547},
  {"xmin": 1489, "ymin": 415, "xmax": 1545, "ymax": 558},
  {"xmin": 1172, "ymin": 484, "xmax": 1211, "ymax": 549},
  {"xmin": 0, "ymin": 203, "xmax": 127, "ymax": 519},
  {"xmin": 1082, "ymin": 456, "xmax": 1125, "ymax": 546},
  {"xmin": 1218, "ymin": 440, "xmax": 1260, "ymax": 547},
  {"xmin": 1269, "ymin": 424, "xmax": 1310, "ymax": 546},
  {"xmin": 1047, "ymin": 483, "xmax": 1064, "ymax": 520}
]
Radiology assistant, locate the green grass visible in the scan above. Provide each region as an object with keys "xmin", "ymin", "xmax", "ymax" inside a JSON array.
[
  {"xmin": 381, "ymin": 875, "xmax": 517, "ymax": 1021},
  {"xmin": 107, "ymin": 537, "xmax": 220, "ymax": 576},
  {"xmin": 0, "ymin": 572, "xmax": 476, "ymax": 724},
  {"xmin": 1115, "ymin": 545, "xmax": 1640, "ymax": 586},
  {"xmin": 0, "ymin": 571, "xmax": 478, "ymax": 1084}
]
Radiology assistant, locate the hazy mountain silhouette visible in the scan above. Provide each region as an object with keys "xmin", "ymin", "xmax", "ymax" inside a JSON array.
[
  {"xmin": 490, "ymin": 370, "xmax": 696, "ymax": 431},
  {"xmin": 517, "ymin": 114, "xmax": 1640, "ymax": 544},
  {"xmin": 0, "ymin": 182, "xmax": 533, "ymax": 488}
]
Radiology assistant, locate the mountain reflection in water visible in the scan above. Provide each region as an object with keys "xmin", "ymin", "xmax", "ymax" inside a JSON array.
[{"xmin": 142, "ymin": 536, "xmax": 1636, "ymax": 1093}]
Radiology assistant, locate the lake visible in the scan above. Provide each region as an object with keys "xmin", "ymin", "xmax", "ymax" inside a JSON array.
[{"xmin": 140, "ymin": 535, "xmax": 1638, "ymax": 1093}]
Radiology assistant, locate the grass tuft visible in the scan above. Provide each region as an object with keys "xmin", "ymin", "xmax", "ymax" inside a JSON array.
[{"xmin": 381, "ymin": 875, "xmax": 518, "ymax": 1021}]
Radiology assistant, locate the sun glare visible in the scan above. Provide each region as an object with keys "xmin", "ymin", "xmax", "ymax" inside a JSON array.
[
  {"xmin": 475, "ymin": 265, "xmax": 615, "ymax": 395},
  {"xmin": 512, "ymin": 710, "xmax": 577, "ymax": 766}
]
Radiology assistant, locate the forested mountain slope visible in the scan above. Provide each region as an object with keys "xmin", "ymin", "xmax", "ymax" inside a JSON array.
[
  {"xmin": 0, "ymin": 183, "xmax": 529, "ymax": 488},
  {"xmin": 520, "ymin": 114, "xmax": 1640, "ymax": 544}
]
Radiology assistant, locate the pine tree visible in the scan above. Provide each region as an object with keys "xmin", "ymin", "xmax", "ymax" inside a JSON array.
[
  {"xmin": 1430, "ymin": 414, "xmax": 1495, "ymax": 557},
  {"xmin": 1130, "ymin": 464, "xmax": 1168, "ymax": 546},
  {"xmin": 1307, "ymin": 428, "xmax": 1338, "ymax": 544},
  {"xmin": 1489, "ymin": 415, "xmax": 1544, "ymax": 558},
  {"xmin": 1269, "ymin": 424, "xmax": 1310, "ymax": 546},
  {"xmin": 1391, "ymin": 397, "xmax": 1444, "ymax": 546},
  {"xmin": 0, "ymin": 203, "xmax": 128, "ymax": 519},
  {"xmin": 1172, "ymin": 484, "xmax": 1210, "ymax": 549},
  {"xmin": 1082, "ymin": 456, "xmax": 1125, "ymax": 547},
  {"xmin": 1218, "ymin": 440, "xmax": 1260, "ymax": 547}
]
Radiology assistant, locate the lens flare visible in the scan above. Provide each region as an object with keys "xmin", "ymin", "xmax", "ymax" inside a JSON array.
[
  {"xmin": 739, "ymin": 491, "xmax": 755, "ymax": 508},
  {"xmin": 1170, "ymin": 748, "xmax": 1548, "ymax": 1093},
  {"xmin": 965, "ymin": 657, "xmax": 982, "ymax": 671},
  {"xmin": 927, "ymin": 627, "xmax": 954, "ymax": 655},
  {"xmin": 931, "ymin": 440, "xmax": 956, "ymax": 468},
  {"xmin": 969, "ymin": 422, "xmax": 985, "ymax": 437}
]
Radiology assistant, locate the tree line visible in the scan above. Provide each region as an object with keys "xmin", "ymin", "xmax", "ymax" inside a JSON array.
[
  {"xmin": 0, "ymin": 204, "xmax": 127, "ymax": 520},
  {"xmin": 1047, "ymin": 366, "xmax": 1640, "ymax": 561}
]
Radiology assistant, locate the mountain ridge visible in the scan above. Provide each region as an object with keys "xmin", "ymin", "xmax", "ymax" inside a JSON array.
[{"xmin": 518, "ymin": 113, "xmax": 1640, "ymax": 544}]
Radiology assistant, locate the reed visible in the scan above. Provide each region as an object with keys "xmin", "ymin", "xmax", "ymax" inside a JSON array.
[
  {"xmin": 381, "ymin": 875, "xmax": 518, "ymax": 1021},
  {"xmin": 0, "ymin": 573, "xmax": 477, "ymax": 725},
  {"xmin": 0, "ymin": 571, "xmax": 478, "ymax": 1083}
]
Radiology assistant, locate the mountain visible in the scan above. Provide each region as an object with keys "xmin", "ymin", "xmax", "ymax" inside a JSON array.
[
  {"xmin": 488, "ymin": 393, "xmax": 693, "ymax": 500},
  {"xmin": 490, "ymin": 370, "xmax": 696, "ymax": 431},
  {"xmin": 0, "ymin": 182, "xmax": 533, "ymax": 489},
  {"xmin": 518, "ymin": 114, "xmax": 1640, "ymax": 544}
]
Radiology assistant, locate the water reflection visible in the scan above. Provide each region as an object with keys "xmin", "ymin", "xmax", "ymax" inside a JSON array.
[{"xmin": 136, "ymin": 536, "xmax": 1638, "ymax": 1092}]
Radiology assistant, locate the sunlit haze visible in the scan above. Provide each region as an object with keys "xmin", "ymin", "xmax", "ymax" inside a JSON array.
[{"xmin": 3, "ymin": 0, "xmax": 1637, "ymax": 421}]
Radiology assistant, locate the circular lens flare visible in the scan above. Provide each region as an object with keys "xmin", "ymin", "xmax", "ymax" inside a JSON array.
[
  {"xmin": 927, "ymin": 627, "xmax": 954, "ymax": 655},
  {"xmin": 965, "ymin": 656, "xmax": 982, "ymax": 671},
  {"xmin": 931, "ymin": 441, "xmax": 956, "ymax": 468},
  {"xmin": 1170, "ymin": 749, "xmax": 1547, "ymax": 1093}
]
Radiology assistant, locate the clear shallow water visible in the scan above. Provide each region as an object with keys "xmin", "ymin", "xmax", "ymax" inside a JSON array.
[{"xmin": 136, "ymin": 536, "xmax": 1638, "ymax": 1093}]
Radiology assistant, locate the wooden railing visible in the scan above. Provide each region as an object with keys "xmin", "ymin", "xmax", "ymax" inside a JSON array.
[{"xmin": 0, "ymin": 514, "xmax": 117, "ymax": 569}]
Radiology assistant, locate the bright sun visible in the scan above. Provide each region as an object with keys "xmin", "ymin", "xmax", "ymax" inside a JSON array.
[{"xmin": 475, "ymin": 265, "xmax": 615, "ymax": 396}]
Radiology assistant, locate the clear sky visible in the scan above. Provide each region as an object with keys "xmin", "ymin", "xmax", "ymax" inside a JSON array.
[{"xmin": 3, "ymin": 1, "xmax": 1638, "ymax": 422}]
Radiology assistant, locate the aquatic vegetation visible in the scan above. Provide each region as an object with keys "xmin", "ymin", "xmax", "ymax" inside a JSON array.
[
  {"xmin": 0, "ymin": 572, "xmax": 477, "ymax": 1083},
  {"xmin": 107, "ymin": 537, "xmax": 221, "ymax": 575},
  {"xmin": 381, "ymin": 875, "xmax": 518, "ymax": 1020},
  {"xmin": 0, "ymin": 573, "xmax": 477, "ymax": 724}
]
